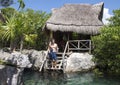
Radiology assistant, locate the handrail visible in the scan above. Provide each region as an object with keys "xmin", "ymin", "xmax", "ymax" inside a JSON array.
[
  {"xmin": 68, "ymin": 40, "xmax": 90, "ymax": 42},
  {"xmin": 62, "ymin": 40, "xmax": 91, "ymax": 73},
  {"xmin": 68, "ymin": 40, "xmax": 91, "ymax": 53},
  {"xmin": 62, "ymin": 41, "xmax": 69, "ymax": 73},
  {"xmin": 39, "ymin": 50, "xmax": 49, "ymax": 71}
]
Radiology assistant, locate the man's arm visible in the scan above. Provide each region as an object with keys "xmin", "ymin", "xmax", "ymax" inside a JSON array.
[{"xmin": 56, "ymin": 44, "xmax": 59, "ymax": 52}]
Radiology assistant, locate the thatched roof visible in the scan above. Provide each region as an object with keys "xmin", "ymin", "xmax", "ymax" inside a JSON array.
[{"xmin": 45, "ymin": 2, "xmax": 104, "ymax": 35}]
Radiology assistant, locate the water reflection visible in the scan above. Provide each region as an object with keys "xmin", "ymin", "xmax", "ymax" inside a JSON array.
[{"xmin": 23, "ymin": 69, "xmax": 120, "ymax": 85}]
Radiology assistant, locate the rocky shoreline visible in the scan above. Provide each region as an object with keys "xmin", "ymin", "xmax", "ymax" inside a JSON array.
[
  {"xmin": 0, "ymin": 65, "xmax": 24, "ymax": 85},
  {"xmin": 0, "ymin": 49, "xmax": 95, "ymax": 85},
  {"xmin": 0, "ymin": 49, "xmax": 47, "ymax": 85}
]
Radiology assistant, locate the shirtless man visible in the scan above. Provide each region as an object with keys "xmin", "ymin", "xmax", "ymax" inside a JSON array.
[{"xmin": 48, "ymin": 38, "xmax": 58, "ymax": 68}]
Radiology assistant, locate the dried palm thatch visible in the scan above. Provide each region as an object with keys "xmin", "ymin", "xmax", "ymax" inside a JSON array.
[{"xmin": 45, "ymin": 2, "xmax": 104, "ymax": 35}]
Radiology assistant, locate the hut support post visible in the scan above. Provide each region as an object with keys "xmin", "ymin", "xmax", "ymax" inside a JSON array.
[
  {"xmin": 78, "ymin": 41, "xmax": 80, "ymax": 48},
  {"xmin": 67, "ymin": 33, "xmax": 69, "ymax": 41},
  {"xmin": 67, "ymin": 42, "xmax": 69, "ymax": 53},
  {"xmin": 50, "ymin": 31, "xmax": 53, "ymax": 38},
  {"xmin": 89, "ymin": 40, "xmax": 91, "ymax": 54}
]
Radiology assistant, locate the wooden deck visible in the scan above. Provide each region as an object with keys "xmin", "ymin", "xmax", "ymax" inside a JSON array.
[
  {"xmin": 43, "ymin": 40, "xmax": 92, "ymax": 72},
  {"xmin": 44, "ymin": 53, "xmax": 63, "ymax": 70}
]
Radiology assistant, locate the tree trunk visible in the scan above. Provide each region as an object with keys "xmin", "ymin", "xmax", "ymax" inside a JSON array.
[
  {"xmin": 10, "ymin": 39, "xmax": 16, "ymax": 52},
  {"xmin": 10, "ymin": 39, "xmax": 12, "ymax": 50},
  {"xmin": 20, "ymin": 36, "xmax": 24, "ymax": 52}
]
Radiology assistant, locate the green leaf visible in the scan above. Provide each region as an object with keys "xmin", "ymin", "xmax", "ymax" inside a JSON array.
[{"xmin": 18, "ymin": 0, "xmax": 25, "ymax": 10}]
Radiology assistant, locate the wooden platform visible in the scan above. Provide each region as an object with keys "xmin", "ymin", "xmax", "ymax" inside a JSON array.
[
  {"xmin": 45, "ymin": 53, "xmax": 63, "ymax": 70},
  {"xmin": 43, "ymin": 40, "xmax": 92, "ymax": 72}
]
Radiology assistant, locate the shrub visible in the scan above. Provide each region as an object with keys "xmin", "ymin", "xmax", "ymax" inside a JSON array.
[{"xmin": 92, "ymin": 26, "xmax": 120, "ymax": 75}]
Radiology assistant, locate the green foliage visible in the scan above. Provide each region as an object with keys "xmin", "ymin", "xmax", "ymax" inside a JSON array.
[
  {"xmin": 17, "ymin": 0, "xmax": 25, "ymax": 10},
  {"xmin": 92, "ymin": 26, "xmax": 120, "ymax": 75},
  {"xmin": 0, "ymin": 0, "xmax": 25, "ymax": 10},
  {"xmin": 0, "ymin": 59, "xmax": 6, "ymax": 65},
  {"xmin": 1, "ymin": 7, "xmax": 16, "ymax": 18},
  {"xmin": 108, "ymin": 9, "xmax": 120, "ymax": 26},
  {"xmin": 22, "ymin": 9, "xmax": 50, "ymax": 50},
  {"xmin": 92, "ymin": 26, "xmax": 120, "ymax": 73},
  {"xmin": 0, "ymin": 59, "xmax": 3, "ymax": 64},
  {"xmin": 0, "ymin": 8, "xmax": 50, "ymax": 51},
  {"xmin": 93, "ymin": 68, "xmax": 103, "ymax": 76},
  {"xmin": 0, "ymin": 0, "xmax": 13, "ymax": 7},
  {"xmin": 92, "ymin": 9, "xmax": 120, "ymax": 75}
]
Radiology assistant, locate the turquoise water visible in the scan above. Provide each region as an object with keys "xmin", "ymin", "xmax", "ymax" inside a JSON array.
[{"xmin": 23, "ymin": 70, "xmax": 120, "ymax": 85}]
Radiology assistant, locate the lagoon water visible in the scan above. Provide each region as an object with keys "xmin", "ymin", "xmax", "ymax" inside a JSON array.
[{"xmin": 23, "ymin": 70, "xmax": 120, "ymax": 85}]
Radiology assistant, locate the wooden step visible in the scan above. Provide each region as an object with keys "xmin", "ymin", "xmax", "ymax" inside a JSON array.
[
  {"xmin": 46, "ymin": 59, "xmax": 63, "ymax": 70},
  {"xmin": 46, "ymin": 65, "xmax": 63, "ymax": 70},
  {"xmin": 45, "ymin": 52, "xmax": 68, "ymax": 71},
  {"xmin": 57, "ymin": 52, "xmax": 72, "ymax": 56},
  {"xmin": 46, "ymin": 56, "xmax": 63, "ymax": 60},
  {"xmin": 46, "ymin": 67, "xmax": 62, "ymax": 70},
  {"xmin": 46, "ymin": 60, "xmax": 62, "ymax": 64},
  {"xmin": 56, "ymin": 52, "xmax": 63, "ymax": 55}
]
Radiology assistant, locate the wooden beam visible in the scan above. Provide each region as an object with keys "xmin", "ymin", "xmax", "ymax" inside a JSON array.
[{"xmin": 50, "ymin": 31, "xmax": 53, "ymax": 38}]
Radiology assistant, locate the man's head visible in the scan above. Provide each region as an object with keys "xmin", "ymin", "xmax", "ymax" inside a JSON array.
[{"xmin": 50, "ymin": 38, "xmax": 55, "ymax": 44}]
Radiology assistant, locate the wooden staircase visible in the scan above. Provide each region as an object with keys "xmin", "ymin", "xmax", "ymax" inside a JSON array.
[
  {"xmin": 45, "ymin": 53, "xmax": 63, "ymax": 70},
  {"xmin": 44, "ymin": 40, "xmax": 91, "ymax": 72}
]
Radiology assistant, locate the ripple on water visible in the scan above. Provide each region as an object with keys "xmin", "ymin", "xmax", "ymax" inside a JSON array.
[{"xmin": 23, "ymin": 70, "xmax": 120, "ymax": 85}]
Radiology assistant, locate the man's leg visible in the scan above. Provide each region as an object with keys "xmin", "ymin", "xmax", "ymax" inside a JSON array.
[
  {"xmin": 48, "ymin": 53, "xmax": 53, "ymax": 68},
  {"xmin": 53, "ymin": 52, "xmax": 57, "ymax": 61},
  {"xmin": 52, "ymin": 52, "xmax": 57, "ymax": 68}
]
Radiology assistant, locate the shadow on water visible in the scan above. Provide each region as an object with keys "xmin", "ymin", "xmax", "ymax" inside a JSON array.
[{"xmin": 23, "ymin": 69, "xmax": 120, "ymax": 85}]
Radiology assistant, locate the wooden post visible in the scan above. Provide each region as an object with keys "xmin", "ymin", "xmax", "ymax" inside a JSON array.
[
  {"xmin": 89, "ymin": 40, "xmax": 91, "ymax": 54},
  {"xmin": 68, "ymin": 42, "xmax": 69, "ymax": 53},
  {"xmin": 78, "ymin": 40, "xmax": 80, "ymax": 49},
  {"xmin": 67, "ymin": 33, "xmax": 69, "ymax": 53},
  {"xmin": 50, "ymin": 31, "xmax": 53, "ymax": 38},
  {"xmin": 67, "ymin": 33, "xmax": 69, "ymax": 41}
]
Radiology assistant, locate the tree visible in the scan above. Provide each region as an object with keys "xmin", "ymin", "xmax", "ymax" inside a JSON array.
[
  {"xmin": 1, "ymin": 7, "xmax": 16, "ymax": 18},
  {"xmin": 0, "ymin": 0, "xmax": 13, "ymax": 7},
  {"xmin": 0, "ymin": 0, "xmax": 25, "ymax": 9},
  {"xmin": 92, "ymin": 26, "xmax": 120, "ymax": 74},
  {"xmin": 0, "ymin": 8, "xmax": 50, "ymax": 52},
  {"xmin": 108, "ymin": 9, "xmax": 120, "ymax": 26},
  {"xmin": 92, "ymin": 9, "xmax": 120, "ymax": 75},
  {"xmin": 17, "ymin": 0, "xmax": 25, "ymax": 10},
  {"xmin": 21, "ymin": 9, "xmax": 50, "ymax": 50},
  {"xmin": 1, "ymin": 11, "xmax": 22, "ymax": 51}
]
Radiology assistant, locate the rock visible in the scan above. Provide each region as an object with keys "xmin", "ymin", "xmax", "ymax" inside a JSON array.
[
  {"xmin": 0, "ymin": 65, "xmax": 24, "ymax": 85},
  {"xmin": 0, "ymin": 49, "xmax": 47, "ymax": 85},
  {"xmin": 9, "ymin": 52, "xmax": 32, "ymax": 68},
  {"xmin": 0, "ymin": 51, "xmax": 32, "ymax": 68},
  {"xmin": 0, "ymin": 49, "xmax": 47, "ymax": 71},
  {"xmin": 1, "ymin": 47, "xmax": 11, "ymax": 52},
  {"xmin": 0, "ymin": 50, "xmax": 32, "ymax": 85},
  {"xmin": 65, "ymin": 53, "xmax": 95, "ymax": 72},
  {"xmin": 28, "ymin": 50, "xmax": 47, "ymax": 70},
  {"xmin": 21, "ymin": 49, "xmax": 35, "ymax": 55},
  {"xmin": 0, "ymin": 50, "xmax": 11, "ymax": 60}
]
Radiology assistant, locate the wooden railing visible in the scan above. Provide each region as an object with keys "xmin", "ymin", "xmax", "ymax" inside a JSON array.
[
  {"xmin": 41, "ymin": 50, "xmax": 49, "ymax": 71},
  {"xmin": 68, "ymin": 40, "xmax": 91, "ymax": 53},
  {"xmin": 62, "ymin": 41, "xmax": 69, "ymax": 73},
  {"xmin": 62, "ymin": 40, "xmax": 91, "ymax": 73}
]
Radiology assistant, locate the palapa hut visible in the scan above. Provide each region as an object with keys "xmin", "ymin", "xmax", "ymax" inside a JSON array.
[{"xmin": 44, "ymin": 2, "xmax": 104, "ymax": 52}]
